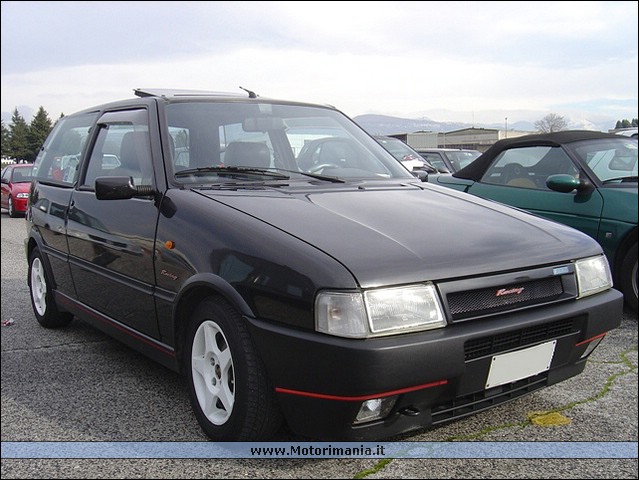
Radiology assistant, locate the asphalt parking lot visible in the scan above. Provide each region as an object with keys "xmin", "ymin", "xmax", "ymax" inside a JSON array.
[{"xmin": 1, "ymin": 212, "xmax": 637, "ymax": 479}]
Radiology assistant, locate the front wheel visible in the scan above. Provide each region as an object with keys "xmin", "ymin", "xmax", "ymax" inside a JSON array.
[
  {"xmin": 28, "ymin": 247, "xmax": 73, "ymax": 328},
  {"xmin": 620, "ymin": 243, "xmax": 638, "ymax": 312},
  {"xmin": 8, "ymin": 196, "xmax": 18, "ymax": 218},
  {"xmin": 184, "ymin": 296, "xmax": 282, "ymax": 441}
]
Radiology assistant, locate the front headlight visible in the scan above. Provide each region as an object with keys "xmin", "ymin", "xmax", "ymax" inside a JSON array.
[
  {"xmin": 315, "ymin": 283, "xmax": 446, "ymax": 338},
  {"xmin": 575, "ymin": 255, "xmax": 613, "ymax": 298}
]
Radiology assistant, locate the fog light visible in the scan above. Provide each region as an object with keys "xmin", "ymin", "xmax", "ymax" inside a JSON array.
[{"xmin": 353, "ymin": 396, "xmax": 397, "ymax": 424}]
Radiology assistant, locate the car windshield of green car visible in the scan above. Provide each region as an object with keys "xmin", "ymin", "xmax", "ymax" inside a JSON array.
[{"xmin": 569, "ymin": 138, "xmax": 638, "ymax": 183}]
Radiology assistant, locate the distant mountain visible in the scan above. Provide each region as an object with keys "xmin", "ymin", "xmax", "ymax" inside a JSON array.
[
  {"xmin": 353, "ymin": 114, "xmax": 608, "ymax": 136},
  {"xmin": 352, "ymin": 114, "xmax": 471, "ymax": 136}
]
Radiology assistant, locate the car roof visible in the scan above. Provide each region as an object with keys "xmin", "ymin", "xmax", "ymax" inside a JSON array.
[
  {"xmin": 454, "ymin": 130, "xmax": 625, "ymax": 181},
  {"xmin": 418, "ymin": 148, "xmax": 477, "ymax": 151},
  {"xmin": 67, "ymin": 88, "xmax": 338, "ymax": 117},
  {"xmin": 133, "ymin": 88, "xmax": 250, "ymax": 99},
  {"xmin": 373, "ymin": 136, "xmax": 404, "ymax": 142}
]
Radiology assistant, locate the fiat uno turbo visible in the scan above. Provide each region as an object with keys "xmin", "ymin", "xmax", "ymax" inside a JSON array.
[{"xmin": 25, "ymin": 89, "xmax": 623, "ymax": 441}]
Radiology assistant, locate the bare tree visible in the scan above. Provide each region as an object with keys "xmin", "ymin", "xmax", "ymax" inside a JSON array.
[{"xmin": 534, "ymin": 113, "xmax": 568, "ymax": 133}]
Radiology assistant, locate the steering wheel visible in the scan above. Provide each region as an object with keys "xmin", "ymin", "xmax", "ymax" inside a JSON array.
[{"xmin": 501, "ymin": 163, "xmax": 525, "ymax": 184}]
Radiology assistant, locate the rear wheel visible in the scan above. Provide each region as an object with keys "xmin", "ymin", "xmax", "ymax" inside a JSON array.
[
  {"xmin": 620, "ymin": 243, "xmax": 638, "ymax": 312},
  {"xmin": 28, "ymin": 247, "xmax": 73, "ymax": 328},
  {"xmin": 184, "ymin": 296, "xmax": 282, "ymax": 441}
]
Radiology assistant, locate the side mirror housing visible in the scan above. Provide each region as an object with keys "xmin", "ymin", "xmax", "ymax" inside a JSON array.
[{"xmin": 546, "ymin": 174, "xmax": 594, "ymax": 195}]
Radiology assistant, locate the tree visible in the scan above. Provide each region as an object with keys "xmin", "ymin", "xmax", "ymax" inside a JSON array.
[
  {"xmin": 1, "ymin": 121, "xmax": 9, "ymax": 158},
  {"xmin": 6, "ymin": 108, "xmax": 31, "ymax": 162},
  {"xmin": 534, "ymin": 113, "xmax": 568, "ymax": 133},
  {"xmin": 615, "ymin": 118, "xmax": 638, "ymax": 129},
  {"xmin": 27, "ymin": 106, "xmax": 53, "ymax": 162}
]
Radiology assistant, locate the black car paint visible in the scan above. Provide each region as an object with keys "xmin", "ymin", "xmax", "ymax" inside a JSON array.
[{"xmin": 25, "ymin": 93, "xmax": 624, "ymax": 441}]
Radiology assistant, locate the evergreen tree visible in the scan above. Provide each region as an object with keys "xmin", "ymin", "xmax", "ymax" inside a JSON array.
[
  {"xmin": 1, "ymin": 121, "xmax": 9, "ymax": 159},
  {"xmin": 614, "ymin": 118, "xmax": 639, "ymax": 129},
  {"xmin": 27, "ymin": 106, "xmax": 53, "ymax": 162},
  {"xmin": 7, "ymin": 108, "xmax": 31, "ymax": 162}
]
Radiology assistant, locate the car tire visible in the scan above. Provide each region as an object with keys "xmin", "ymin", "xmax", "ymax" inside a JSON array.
[
  {"xmin": 28, "ymin": 247, "xmax": 73, "ymax": 328},
  {"xmin": 8, "ymin": 196, "xmax": 18, "ymax": 218},
  {"xmin": 620, "ymin": 243, "xmax": 638, "ymax": 312},
  {"xmin": 184, "ymin": 296, "xmax": 282, "ymax": 441}
]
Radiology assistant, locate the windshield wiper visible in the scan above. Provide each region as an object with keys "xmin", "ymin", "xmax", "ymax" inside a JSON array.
[
  {"xmin": 602, "ymin": 175, "xmax": 638, "ymax": 184},
  {"xmin": 175, "ymin": 166, "xmax": 290, "ymax": 179},
  {"xmin": 273, "ymin": 168, "xmax": 345, "ymax": 183}
]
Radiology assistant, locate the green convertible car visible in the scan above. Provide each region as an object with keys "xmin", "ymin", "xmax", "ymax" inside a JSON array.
[{"xmin": 431, "ymin": 130, "xmax": 638, "ymax": 312}]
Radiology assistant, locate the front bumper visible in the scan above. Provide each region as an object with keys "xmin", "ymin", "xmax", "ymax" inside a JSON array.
[
  {"xmin": 11, "ymin": 196, "xmax": 28, "ymax": 213},
  {"xmin": 247, "ymin": 288, "xmax": 623, "ymax": 441}
]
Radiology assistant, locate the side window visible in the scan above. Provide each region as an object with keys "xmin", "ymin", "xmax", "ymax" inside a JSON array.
[
  {"xmin": 422, "ymin": 153, "xmax": 447, "ymax": 172},
  {"xmin": 481, "ymin": 146, "xmax": 577, "ymax": 190},
  {"xmin": 83, "ymin": 109, "xmax": 153, "ymax": 187},
  {"xmin": 33, "ymin": 113, "xmax": 98, "ymax": 186}
]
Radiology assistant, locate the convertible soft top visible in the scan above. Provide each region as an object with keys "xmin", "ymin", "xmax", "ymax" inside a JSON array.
[{"xmin": 454, "ymin": 130, "xmax": 626, "ymax": 181}]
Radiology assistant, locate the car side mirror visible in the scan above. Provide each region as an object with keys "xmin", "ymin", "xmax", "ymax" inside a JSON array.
[
  {"xmin": 546, "ymin": 174, "xmax": 594, "ymax": 195},
  {"xmin": 1, "ymin": 177, "xmax": 8, "ymax": 184},
  {"xmin": 413, "ymin": 170, "xmax": 429, "ymax": 182},
  {"xmin": 95, "ymin": 176, "xmax": 154, "ymax": 200}
]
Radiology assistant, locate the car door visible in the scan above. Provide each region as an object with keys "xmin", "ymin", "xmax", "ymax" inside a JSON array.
[
  {"xmin": 66, "ymin": 108, "xmax": 161, "ymax": 338},
  {"xmin": 466, "ymin": 145, "xmax": 605, "ymax": 242}
]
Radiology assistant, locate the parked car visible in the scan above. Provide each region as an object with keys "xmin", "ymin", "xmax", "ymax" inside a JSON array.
[
  {"xmin": 417, "ymin": 148, "xmax": 481, "ymax": 173},
  {"xmin": 296, "ymin": 135, "xmax": 432, "ymax": 180},
  {"xmin": 1, "ymin": 163, "xmax": 34, "ymax": 217},
  {"xmin": 431, "ymin": 130, "xmax": 637, "ymax": 311},
  {"xmin": 614, "ymin": 127, "xmax": 638, "ymax": 139},
  {"xmin": 25, "ymin": 90, "xmax": 622, "ymax": 442},
  {"xmin": 373, "ymin": 136, "xmax": 437, "ymax": 177}
]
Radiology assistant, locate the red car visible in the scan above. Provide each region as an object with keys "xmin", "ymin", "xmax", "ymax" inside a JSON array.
[{"xmin": 1, "ymin": 163, "xmax": 33, "ymax": 217}]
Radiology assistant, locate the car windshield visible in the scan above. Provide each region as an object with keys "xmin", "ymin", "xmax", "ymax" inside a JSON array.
[
  {"xmin": 375, "ymin": 137, "xmax": 423, "ymax": 162},
  {"xmin": 568, "ymin": 138, "xmax": 638, "ymax": 183},
  {"xmin": 166, "ymin": 102, "xmax": 413, "ymax": 184},
  {"xmin": 444, "ymin": 150, "xmax": 481, "ymax": 171}
]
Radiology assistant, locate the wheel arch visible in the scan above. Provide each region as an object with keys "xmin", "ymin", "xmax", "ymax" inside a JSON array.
[
  {"xmin": 25, "ymin": 233, "xmax": 58, "ymax": 291},
  {"xmin": 613, "ymin": 226, "xmax": 637, "ymax": 284},
  {"xmin": 172, "ymin": 273, "xmax": 254, "ymax": 375}
]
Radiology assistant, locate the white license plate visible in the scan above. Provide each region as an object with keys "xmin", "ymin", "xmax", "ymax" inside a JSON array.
[{"xmin": 485, "ymin": 340, "xmax": 556, "ymax": 389}]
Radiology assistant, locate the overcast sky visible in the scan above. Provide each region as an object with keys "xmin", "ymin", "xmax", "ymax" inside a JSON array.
[{"xmin": 1, "ymin": 1, "xmax": 637, "ymax": 128}]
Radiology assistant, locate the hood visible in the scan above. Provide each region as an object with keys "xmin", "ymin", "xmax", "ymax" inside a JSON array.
[
  {"xmin": 8, "ymin": 181, "xmax": 31, "ymax": 193},
  {"xmin": 199, "ymin": 182, "xmax": 601, "ymax": 288}
]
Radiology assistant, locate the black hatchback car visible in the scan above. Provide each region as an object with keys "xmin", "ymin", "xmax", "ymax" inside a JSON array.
[{"xmin": 25, "ymin": 89, "xmax": 622, "ymax": 441}]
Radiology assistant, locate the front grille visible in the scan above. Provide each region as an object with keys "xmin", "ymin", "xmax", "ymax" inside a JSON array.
[
  {"xmin": 431, "ymin": 373, "xmax": 547, "ymax": 425},
  {"xmin": 464, "ymin": 318, "xmax": 577, "ymax": 361},
  {"xmin": 447, "ymin": 276, "xmax": 565, "ymax": 321}
]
